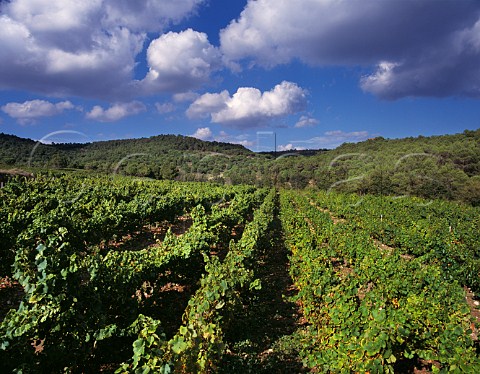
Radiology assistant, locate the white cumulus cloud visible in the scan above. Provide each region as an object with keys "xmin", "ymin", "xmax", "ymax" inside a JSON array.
[
  {"xmin": 220, "ymin": 0, "xmax": 480, "ymax": 99},
  {"xmin": 173, "ymin": 91, "xmax": 200, "ymax": 103},
  {"xmin": 215, "ymin": 131, "xmax": 254, "ymax": 147},
  {"xmin": 295, "ymin": 115, "xmax": 319, "ymax": 128},
  {"xmin": 0, "ymin": 0, "xmax": 205, "ymax": 99},
  {"xmin": 360, "ymin": 20, "xmax": 480, "ymax": 99},
  {"xmin": 102, "ymin": 0, "xmax": 204, "ymax": 32},
  {"xmin": 187, "ymin": 81, "xmax": 307, "ymax": 128},
  {"xmin": 190, "ymin": 128, "xmax": 255, "ymax": 148},
  {"xmin": 277, "ymin": 144, "xmax": 295, "ymax": 151},
  {"xmin": 191, "ymin": 127, "xmax": 213, "ymax": 141},
  {"xmin": 186, "ymin": 91, "xmax": 230, "ymax": 119},
  {"xmin": 140, "ymin": 29, "xmax": 222, "ymax": 93},
  {"xmin": 155, "ymin": 102, "xmax": 175, "ymax": 114},
  {"xmin": 86, "ymin": 101, "xmax": 146, "ymax": 122},
  {"xmin": 1, "ymin": 99, "xmax": 77, "ymax": 124}
]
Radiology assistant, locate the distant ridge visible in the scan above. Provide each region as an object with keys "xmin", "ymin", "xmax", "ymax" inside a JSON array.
[{"xmin": 1, "ymin": 129, "xmax": 479, "ymax": 205}]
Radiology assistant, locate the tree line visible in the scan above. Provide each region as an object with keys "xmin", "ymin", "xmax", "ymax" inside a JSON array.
[{"xmin": 1, "ymin": 129, "xmax": 479, "ymax": 205}]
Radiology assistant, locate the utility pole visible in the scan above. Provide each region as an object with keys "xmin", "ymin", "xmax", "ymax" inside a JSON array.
[
  {"xmin": 273, "ymin": 132, "xmax": 278, "ymax": 188},
  {"xmin": 274, "ymin": 132, "xmax": 277, "ymax": 159}
]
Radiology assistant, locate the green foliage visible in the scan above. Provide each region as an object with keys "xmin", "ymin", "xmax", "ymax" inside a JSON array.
[
  {"xmin": 1, "ymin": 172, "xmax": 479, "ymax": 372},
  {"xmin": 280, "ymin": 190, "xmax": 480, "ymax": 371},
  {"xmin": 119, "ymin": 189, "xmax": 276, "ymax": 372},
  {"xmin": 2, "ymin": 128, "xmax": 480, "ymax": 204},
  {"xmin": 0, "ymin": 175, "xmax": 259, "ymax": 372}
]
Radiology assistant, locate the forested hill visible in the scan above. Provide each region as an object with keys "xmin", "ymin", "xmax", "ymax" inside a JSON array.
[
  {"xmin": 272, "ymin": 129, "xmax": 480, "ymax": 205},
  {"xmin": 1, "ymin": 129, "xmax": 480, "ymax": 205},
  {"xmin": 0, "ymin": 133, "xmax": 255, "ymax": 180},
  {"xmin": 0, "ymin": 133, "xmax": 251, "ymax": 162}
]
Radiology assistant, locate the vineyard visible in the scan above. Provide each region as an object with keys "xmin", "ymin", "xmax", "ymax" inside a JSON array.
[{"xmin": 1, "ymin": 175, "xmax": 480, "ymax": 373}]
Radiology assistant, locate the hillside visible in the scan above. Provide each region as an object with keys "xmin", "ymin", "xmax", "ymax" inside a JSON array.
[
  {"xmin": 1, "ymin": 129, "xmax": 480, "ymax": 204},
  {"xmin": 0, "ymin": 133, "xmax": 257, "ymax": 182}
]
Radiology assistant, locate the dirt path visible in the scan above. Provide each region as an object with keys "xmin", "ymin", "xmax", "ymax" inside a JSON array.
[
  {"xmin": 309, "ymin": 199, "xmax": 415, "ymax": 260},
  {"xmin": 464, "ymin": 286, "xmax": 480, "ymax": 341},
  {"xmin": 220, "ymin": 215, "xmax": 308, "ymax": 373},
  {"xmin": 107, "ymin": 215, "xmax": 193, "ymax": 251},
  {"xmin": 309, "ymin": 200, "xmax": 346, "ymax": 225}
]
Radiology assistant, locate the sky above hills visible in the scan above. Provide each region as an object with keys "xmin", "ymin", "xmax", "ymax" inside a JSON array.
[{"xmin": 1, "ymin": 0, "xmax": 480, "ymax": 151}]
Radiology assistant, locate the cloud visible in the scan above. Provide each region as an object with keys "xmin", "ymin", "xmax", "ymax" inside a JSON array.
[
  {"xmin": 231, "ymin": 139, "xmax": 254, "ymax": 148},
  {"xmin": 86, "ymin": 101, "xmax": 146, "ymax": 122},
  {"xmin": 220, "ymin": 0, "xmax": 480, "ymax": 99},
  {"xmin": 190, "ymin": 128, "xmax": 255, "ymax": 147},
  {"xmin": 140, "ymin": 29, "xmax": 222, "ymax": 93},
  {"xmin": 173, "ymin": 91, "xmax": 200, "ymax": 103},
  {"xmin": 277, "ymin": 144, "xmax": 306, "ymax": 151},
  {"xmin": 187, "ymin": 81, "xmax": 307, "ymax": 128},
  {"xmin": 102, "ymin": 0, "xmax": 204, "ymax": 32},
  {"xmin": 155, "ymin": 102, "xmax": 175, "ymax": 114},
  {"xmin": 0, "ymin": 0, "xmax": 205, "ymax": 99},
  {"xmin": 295, "ymin": 115, "xmax": 319, "ymax": 128},
  {"xmin": 1, "ymin": 99, "xmax": 77, "ymax": 124},
  {"xmin": 215, "ymin": 131, "xmax": 254, "ymax": 147},
  {"xmin": 360, "ymin": 20, "xmax": 480, "ymax": 99},
  {"xmin": 191, "ymin": 127, "xmax": 213, "ymax": 141},
  {"xmin": 277, "ymin": 144, "xmax": 294, "ymax": 151},
  {"xmin": 186, "ymin": 90, "xmax": 230, "ymax": 119},
  {"xmin": 290, "ymin": 130, "xmax": 371, "ymax": 149}
]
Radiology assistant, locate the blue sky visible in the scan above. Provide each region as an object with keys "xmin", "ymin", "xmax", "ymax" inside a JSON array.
[{"xmin": 1, "ymin": 0, "xmax": 480, "ymax": 151}]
